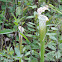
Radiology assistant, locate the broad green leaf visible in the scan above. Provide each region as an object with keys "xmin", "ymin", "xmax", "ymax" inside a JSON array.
[
  {"xmin": 15, "ymin": 48, "xmax": 21, "ymax": 57},
  {"xmin": 49, "ymin": 36, "xmax": 57, "ymax": 41},
  {"xmin": 32, "ymin": 50, "xmax": 39, "ymax": 57},
  {"xmin": 0, "ymin": 0, "xmax": 7, "ymax": 2},
  {"xmin": 45, "ymin": 51, "xmax": 55, "ymax": 61},
  {"xmin": 14, "ymin": 21, "xmax": 18, "ymax": 25},
  {"xmin": 51, "ymin": 27, "xmax": 58, "ymax": 30},
  {"xmin": 26, "ymin": 23, "xmax": 34, "ymax": 28},
  {"xmin": 31, "ymin": 44, "xmax": 39, "ymax": 49},
  {"xmin": 46, "ymin": 33, "xmax": 57, "ymax": 36},
  {"xmin": 26, "ymin": 34, "xmax": 33, "ymax": 37},
  {"xmin": 28, "ymin": 22, "xmax": 35, "ymax": 25},
  {"xmin": 28, "ymin": 27, "xmax": 35, "ymax": 31},
  {"xmin": 47, "ymin": 42, "xmax": 56, "ymax": 50},
  {"xmin": 47, "ymin": 24, "xmax": 55, "ymax": 26},
  {"xmin": 0, "ymin": 21, "xmax": 3, "ymax": 23},
  {"xmin": 1, "ymin": 5, "xmax": 6, "ymax": 10},
  {"xmin": 20, "ymin": 32, "xmax": 30, "ymax": 44},
  {"xmin": 16, "ymin": 7, "xmax": 21, "ymax": 16},
  {"xmin": 55, "ymin": 51, "xmax": 61, "ymax": 59},
  {"xmin": 24, "ymin": 58, "xmax": 30, "ymax": 61},
  {"xmin": 59, "ymin": 43, "xmax": 62, "ymax": 50},
  {"xmin": 29, "ymin": 5, "xmax": 37, "ymax": 9},
  {"xmin": 0, "ymin": 0, "xmax": 11, "ymax": 2},
  {"xmin": 9, "ymin": 47, "xmax": 14, "ymax": 55},
  {"xmin": 26, "ymin": 16, "xmax": 34, "ymax": 19},
  {"xmin": 0, "ymin": 29, "xmax": 14, "ymax": 34},
  {"xmin": 31, "ymin": 58, "xmax": 38, "ymax": 62},
  {"xmin": 25, "ymin": 51, "xmax": 30, "ymax": 56}
]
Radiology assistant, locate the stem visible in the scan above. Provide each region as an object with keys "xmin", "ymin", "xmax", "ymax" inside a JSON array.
[
  {"xmin": 19, "ymin": 26, "xmax": 23, "ymax": 62},
  {"xmin": 39, "ymin": 20, "xmax": 46, "ymax": 62},
  {"xmin": 19, "ymin": 33, "xmax": 22, "ymax": 62}
]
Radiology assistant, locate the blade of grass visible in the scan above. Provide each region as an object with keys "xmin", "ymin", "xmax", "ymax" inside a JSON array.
[{"xmin": 49, "ymin": 4, "xmax": 62, "ymax": 14}]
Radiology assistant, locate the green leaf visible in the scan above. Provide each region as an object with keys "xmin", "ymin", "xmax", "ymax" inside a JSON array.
[
  {"xmin": 46, "ymin": 33, "xmax": 57, "ymax": 36},
  {"xmin": 59, "ymin": 43, "xmax": 62, "ymax": 50},
  {"xmin": 15, "ymin": 48, "xmax": 21, "ymax": 57},
  {"xmin": 0, "ymin": 29, "xmax": 14, "ymax": 34},
  {"xmin": 45, "ymin": 51, "xmax": 55, "ymax": 61},
  {"xmin": 26, "ymin": 23, "xmax": 34, "ymax": 28},
  {"xmin": 29, "ymin": 5, "xmax": 37, "ymax": 9},
  {"xmin": 0, "ymin": 0, "xmax": 11, "ymax": 2},
  {"xmin": 28, "ymin": 27, "xmax": 35, "ymax": 31},
  {"xmin": 49, "ymin": 36, "xmax": 57, "ymax": 41},
  {"xmin": 31, "ymin": 44, "xmax": 39, "ymax": 49},
  {"xmin": 55, "ymin": 51, "xmax": 61, "ymax": 59},
  {"xmin": 28, "ymin": 22, "xmax": 35, "ymax": 25},
  {"xmin": 0, "ymin": 21, "xmax": 3, "ymax": 23},
  {"xmin": 20, "ymin": 32, "xmax": 30, "ymax": 44},
  {"xmin": 51, "ymin": 27, "xmax": 58, "ymax": 30},
  {"xmin": 11, "ymin": 13, "xmax": 17, "ymax": 22},
  {"xmin": 9, "ymin": 47, "xmax": 14, "ymax": 55},
  {"xmin": 25, "ymin": 51, "xmax": 30, "ymax": 56},
  {"xmin": 16, "ymin": 7, "xmax": 21, "ymax": 16},
  {"xmin": 14, "ymin": 21, "xmax": 18, "ymax": 25},
  {"xmin": 26, "ymin": 16, "xmax": 34, "ymax": 19},
  {"xmin": 0, "ymin": 0, "xmax": 7, "ymax": 2},
  {"xmin": 26, "ymin": 34, "xmax": 33, "ymax": 37},
  {"xmin": 31, "ymin": 58, "xmax": 38, "ymax": 62},
  {"xmin": 47, "ymin": 24, "xmax": 55, "ymax": 26},
  {"xmin": 32, "ymin": 50, "xmax": 39, "ymax": 57},
  {"xmin": 12, "ymin": 13, "xmax": 25, "ymax": 25},
  {"xmin": 47, "ymin": 42, "xmax": 56, "ymax": 50},
  {"xmin": 49, "ymin": 4, "xmax": 62, "ymax": 14}
]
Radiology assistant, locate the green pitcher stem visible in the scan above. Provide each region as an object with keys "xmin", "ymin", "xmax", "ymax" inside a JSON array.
[
  {"xmin": 41, "ymin": 40, "xmax": 45, "ymax": 62},
  {"xmin": 19, "ymin": 34, "xmax": 22, "ymax": 62},
  {"xmin": 39, "ymin": 20, "xmax": 46, "ymax": 62}
]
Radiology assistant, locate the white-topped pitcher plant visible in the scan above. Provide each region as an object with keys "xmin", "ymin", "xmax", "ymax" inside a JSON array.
[
  {"xmin": 18, "ymin": 26, "xmax": 24, "ymax": 62},
  {"xmin": 37, "ymin": 5, "xmax": 49, "ymax": 62}
]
